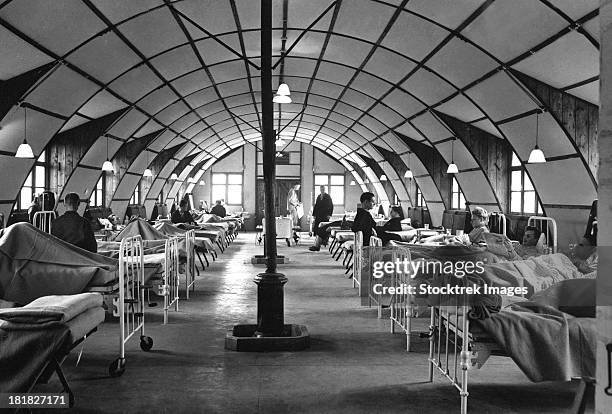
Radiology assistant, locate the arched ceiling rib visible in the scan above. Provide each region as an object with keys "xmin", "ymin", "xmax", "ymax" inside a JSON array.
[{"xmin": 0, "ymin": 0, "xmax": 600, "ymax": 217}]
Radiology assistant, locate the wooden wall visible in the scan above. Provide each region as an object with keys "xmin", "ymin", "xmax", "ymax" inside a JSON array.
[
  {"xmin": 105, "ymin": 130, "xmax": 162, "ymax": 205},
  {"xmin": 512, "ymin": 70, "xmax": 598, "ymax": 183},
  {"xmin": 436, "ymin": 111, "xmax": 511, "ymax": 212},
  {"xmin": 48, "ymin": 109, "xmax": 126, "ymax": 195},
  {"xmin": 395, "ymin": 132, "xmax": 451, "ymax": 209}
]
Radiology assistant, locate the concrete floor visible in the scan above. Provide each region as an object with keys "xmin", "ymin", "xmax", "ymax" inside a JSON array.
[{"xmin": 46, "ymin": 233, "xmax": 585, "ymax": 413}]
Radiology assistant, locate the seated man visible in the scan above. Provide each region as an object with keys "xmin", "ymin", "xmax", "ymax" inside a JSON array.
[
  {"xmin": 171, "ymin": 199, "xmax": 196, "ymax": 224},
  {"xmin": 351, "ymin": 192, "xmax": 377, "ymax": 247},
  {"xmin": 514, "ymin": 225, "xmax": 541, "ymax": 258},
  {"xmin": 376, "ymin": 206, "xmax": 403, "ymax": 246},
  {"xmin": 51, "ymin": 193, "xmax": 97, "ymax": 253},
  {"xmin": 210, "ymin": 200, "xmax": 227, "ymax": 217}
]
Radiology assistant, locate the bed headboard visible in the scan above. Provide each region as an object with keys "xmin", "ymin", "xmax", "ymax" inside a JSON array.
[
  {"xmin": 488, "ymin": 212, "xmax": 507, "ymax": 236},
  {"xmin": 527, "ymin": 216, "xmax": 558, "ymax": 253}
]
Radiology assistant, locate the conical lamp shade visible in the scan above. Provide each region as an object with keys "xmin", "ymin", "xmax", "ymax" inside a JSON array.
[
  {"xmin": 349, "ymin": 180, "xmax": 356, "ymax": 186},
  {"xmin": 273, "ymin": 94, "xmax": 291, "ymax": 104},
  {"xmin": 446, "ymin": 163, "xmax": 459, "ymax": 174},
  {"xmin": 15, "ymin": 140, "xmax": 34, "ymax": 158},
  {"xmin": 102, "ymin": 160, "xmax": 114, "ymax": 172},
  {"xmin": 276, "ymin": 83, "xmax": 290, "ymax": 96},
  {"xmin": 143, "ymin": 168, "xmax": 153, "ymax": 177},
  {"xmin": 404, "ymin": 169, "xmax": 413, "ymax": 178},
  {"xmin": 527, "ymin": 146, "xmax": 546, "ymax": 163},
  {"xmin": 170, "ymin": 173, "xmax": 178, "ymax": 180}
]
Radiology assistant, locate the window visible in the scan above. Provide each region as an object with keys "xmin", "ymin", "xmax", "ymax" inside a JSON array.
[
  {"xmin": 510, "ymin": 153, "xmax": 543, "ymax": 214},
  {"xmin": 451, "ymin": 177, "xmax": 465, "ymax": 209},
  {"xmin": 314, "ymin": 174, "xmax": 344, "ymax": 206},
  {"xmin": 18, "ymin": 151, "xmax": 46, "ymax": 210},
  {"xmin": 130, "ymin": 183, "xmax": 140, "ymax": 205},
  {"xmin": 89, "ymin": 177, "xmax": 104, "ymax": 207},
  {"xmin": 212, "ymin": 173, "xmax": 243, "ymax": 205},
  {"xmin": 415, "ymin": 185, "xmax": 426, "ymax": 208}
]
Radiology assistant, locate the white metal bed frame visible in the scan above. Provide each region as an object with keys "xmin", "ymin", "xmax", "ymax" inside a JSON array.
[
  {"xmin": 33, "ymin": 210, "xmax": 56, "ymax": 233},
  {"xmin": 367, "ymin": 236, "xmax": 387, "ymax": 318},
  {"xmin": 528, "ymin": 216, "xmax": 558, "ymax": 253},
  {"xmin": 389, "ymin": 247, "xmax": 414, "ymax": 351},
  {"xmin": 488, "ymin": 212, "xmax": 507, "ymax": 236},
  {"xmin": 161, "ymin": 236, "xmax": 180, "ymax": 324},
  {"xmin": 108, "ymin": 235, "xmax": 153, "ymax": 377},
  {"xmin": 352, "ymin": 231, "xmax": 363, "ymax": 292},
  {"xmin": 183, "ymin": 229, "xmax": 196, "ymax": 299}
]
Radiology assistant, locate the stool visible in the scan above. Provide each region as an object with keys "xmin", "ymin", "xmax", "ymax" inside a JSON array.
[{"xmin": 255, "ymin": 225, "xmax": 263, "ymax": 245}]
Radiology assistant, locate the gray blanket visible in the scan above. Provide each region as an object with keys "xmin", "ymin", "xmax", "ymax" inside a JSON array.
[
  {"xmin": 473, "ymin": 279, "xmax": 596, "ymax": 382},
  {"xmin": 0, "ymin": 223, "xmax": 118, "ymax": 304}
]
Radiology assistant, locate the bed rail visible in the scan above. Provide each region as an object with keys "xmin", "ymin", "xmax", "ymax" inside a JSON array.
[
  {"xmin": 488, "ymin": 212, "xmax": 507, "ymax": 236},
  {"xmin": 110, "ymin": 235, "xmax": 153, "ymax": 377},
  {"xmin": 33, "ymin": 210, "xmax": 56, "ymax": 234},
  {"xmin": 184, "ymin": 229, "xmax": 196, "ymax": 299},
  {"xmin": 352, "ymin": 231, "xmax": 363, "ymax": 292},
  {"xmin": 367, "ymin": 236, "xmax": 386, "ymax": 318},
  {"xmin": 425, "ymin": 250, "xmax": 505, "ymax": 414},
  {"xmin": 389, "ymin": 247, "xmax": 413, "ymax": 351},
  {"xmin": 427, "ymin": 266, "xmax": 472, "ymax": 414},
  {"xmin": 527, "ymin": 216, "xmax": 557, "ymax": 253},
  {"xmin": 162, "ymin": 236, "xmax": 180, "ymax": 324}
]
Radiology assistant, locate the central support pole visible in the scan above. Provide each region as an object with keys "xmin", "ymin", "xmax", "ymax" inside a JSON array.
[{"xmin": 254, "ymin": 0, "xmax": 287, "ymax": 337}]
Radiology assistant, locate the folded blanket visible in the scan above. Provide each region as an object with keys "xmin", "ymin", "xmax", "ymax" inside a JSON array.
[{"xmin": 0, "ymin": 293, "xmax": 103, "ymax": 325}]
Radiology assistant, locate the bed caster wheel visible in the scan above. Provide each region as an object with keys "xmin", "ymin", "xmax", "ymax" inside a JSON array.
[
  {"xmin": 109, "ymin": 358, "xmax": 126, "ymax": 377},
  {"xmin": 140, "ymin": 336, "xmax": 153, "ymax": 351}
]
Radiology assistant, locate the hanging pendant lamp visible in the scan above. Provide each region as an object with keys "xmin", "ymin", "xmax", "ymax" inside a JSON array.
[
  {"xmin": 528, "ymin": 111, "xmax": 546, "ymax": 164},
  {"xmin": 273, "ymin": 83, "xmax": 292, "ymax": 104},
  {"xmin": 102, "ymin": 135, "xmax": 114, "ymax": 172},
  {"xmin": 446, "ymin": 139, "xmax": 458, "ymax": 174},
  {"xmin": 15, "ymin": 105, "xmax": 34, "ymax": 159},
  {"xmin": 143, "ymin": 150, "xmax": 153, "ymax": 177}
]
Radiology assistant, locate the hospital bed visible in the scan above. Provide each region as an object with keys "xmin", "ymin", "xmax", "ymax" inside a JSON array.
[
  {"xmin": 0, "ymin": 224, "xmax": 154, "ymax": 379},
  {"xmin": 0, "ymin": 292, "xmax": 105, "ymax": 407},
  {"xmin": 423, "ymin": 271, "xmax": 595, "ymax": 414},
  {"xmin": 87, "ymin": 235, "xmax": 154, "ymax": 376}
]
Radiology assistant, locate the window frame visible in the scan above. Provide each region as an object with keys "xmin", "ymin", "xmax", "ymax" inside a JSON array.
[
  {"xmin": 89, "ymin": 176, "xmax": 105, "ymax": 207},
  {"xmin": 510, "ymin": 153, "xmax": 543, "ymax": 215},
  {"xmin": 314, "ymin": 173, "xmax": 345, "ymax": 207},
  {"xmin": 17, "ymin": 151, "xmax": 47, "ymax": 211},
  {"xmin": 415, "ymin": 184, "xmax": 426, "ymax": 208},
  {"xmin": 451, "ymin": 177, "xmax": 465, "ymax": 210},
  {"xmin": 130, "ymin": 182, "xmax": 140, "ymax": 205},
  {"xmin": 211, "ymin": 172, "xmax": 244, "ymax": 206}
]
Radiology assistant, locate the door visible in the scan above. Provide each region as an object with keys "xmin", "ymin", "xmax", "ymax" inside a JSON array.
[{"xmin": 255, "ymin": 179, "xmax": 301, "ymax": 226}]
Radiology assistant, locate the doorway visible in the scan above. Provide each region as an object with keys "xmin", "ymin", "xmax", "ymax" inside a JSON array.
[{"xmin": 255, "ymin": 179, "xmax": 301, "ymax": 226}]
